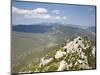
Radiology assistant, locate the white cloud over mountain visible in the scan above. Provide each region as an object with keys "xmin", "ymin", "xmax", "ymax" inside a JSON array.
[{"xmin": 12, "ymin": 7, "xmax": 67, "ymax": 20}]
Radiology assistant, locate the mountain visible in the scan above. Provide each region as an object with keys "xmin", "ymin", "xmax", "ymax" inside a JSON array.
[
  {"xmin": 17, "ymin": 36, "xmax": 96, "ymax": 73},
  {"xmin": 11, "ymin": 24, "xmax": 96, "ymax": 73},
  {"xmin": 12, "ymin": 24, "xmax": 95, "ymax": 41},
  {"xmin": 12, "ymin": 25, "xmax": 53, "ymax": 33},
  {"xmin": 12, "ymin": 24, "xmax": 90, "ymax": 33}
]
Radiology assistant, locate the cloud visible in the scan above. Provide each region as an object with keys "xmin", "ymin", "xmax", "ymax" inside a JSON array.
[
  {"xmin": 24, "ymin": 14, "xmax": 52, "ymax": 19},
  {"xmin": 52, "ymin": 10, "xmax": 60, "ymax": 14},
  {"xmin": 12, "ymin": 7, "xmax": 27, "ymax": 14},
  {"xmin": 32, "ymin": 8, "xmax": 48, "ymax": 14},
  {"xmin": 55, "ymin": 16, "xmax": 60, "ymax": 19},
  {"xmin": 12, "ymin": 7, "xmax": 48, "ymax": 15},
  {"xmin": 24, "ymin": 15, "xmax": 67, "ymax": 20},
  {"xmin": 12, "ymin": 7, "xmax": 67, "ymax": 20},
  {"xmin": 53, "ymin": 16, "xmax": 67, "ymax": 20}
]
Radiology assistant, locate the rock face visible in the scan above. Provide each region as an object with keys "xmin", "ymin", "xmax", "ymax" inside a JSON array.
[{"xmin": 63, "ymin": 36, "xmax": 85, "ymax": 53}]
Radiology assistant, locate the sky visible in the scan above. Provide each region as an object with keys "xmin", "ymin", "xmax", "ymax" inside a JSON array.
[{"xmin": 12, "ymin": 1, "xmax": 96, "ymax": 27}]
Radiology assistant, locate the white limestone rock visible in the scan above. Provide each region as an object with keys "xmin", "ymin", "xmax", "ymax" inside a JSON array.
[
  {"xmin": 57, "ymin": 60, "xmax": 68, "ymax": 71},
  {"xmin": 55, "ymin": 51, "xmax": 66, "ymax": 59},
  {"xmin": 63, "ymin": 36, "xmax": 86, "ymax": 53},
  {"xmin": 39, "ymin": 57, "xmax": 54, "ymax": 67}
]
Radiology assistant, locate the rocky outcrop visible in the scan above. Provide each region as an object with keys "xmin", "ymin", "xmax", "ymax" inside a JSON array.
[
  {"xmin": 20, "ymin": 36, "xmax": 95, "ymax": 73},
  {"xmin": 55, "ymin": 51, "xmax": 66, "ymax": 59},
  {"xmin": 63, "ymin": 36, "xmax": 86, "ymax": 53},
  {"xmin": 38, "ymin": 36, "xmax": 96, "ymax": 72}
]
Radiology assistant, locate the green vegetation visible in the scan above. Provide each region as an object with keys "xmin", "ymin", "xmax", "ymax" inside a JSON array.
[
  {"xmin": 12, "ymin": 26, "xmax": 96, "ymax": 73},
  {"xmin": 82, "ymin": 37, "xmax": 96, "ymax": 68}
]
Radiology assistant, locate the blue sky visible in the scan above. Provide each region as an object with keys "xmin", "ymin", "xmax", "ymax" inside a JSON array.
[{"xmin": 12, "ymin": 1, "xmax": 96, "ymax": 27}]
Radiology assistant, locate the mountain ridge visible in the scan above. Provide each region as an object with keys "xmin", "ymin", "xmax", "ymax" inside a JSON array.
[{"xmin": 17, "ymin": 36, "xmax": 96, "ymax": 73}]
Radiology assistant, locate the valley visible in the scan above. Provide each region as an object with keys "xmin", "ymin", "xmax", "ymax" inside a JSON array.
[{"xmin": 11, "ymin": 24, "xmax": 96, "ymax": 73}]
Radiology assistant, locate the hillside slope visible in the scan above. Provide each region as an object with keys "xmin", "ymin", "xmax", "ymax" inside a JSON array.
[
  {"xmin": 11, "ymin": 25, "xmax": 95, "ymax": 73},
  {"xmin": 18, "ymin": 36, "xmax": 96, "ymax": 73}
]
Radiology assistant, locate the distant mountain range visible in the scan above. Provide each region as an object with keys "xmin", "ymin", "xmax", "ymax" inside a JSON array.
[
  {"xmin": 12, "ymin": 24, "xmax": 95, "ymax": 41},
  {"xmin": 12, "ymin": 24, "xmax": 96, "ymax": 33},
  {"xmin": 12, "ymin": 25, "xmax": 53, "ymax": 33}
]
